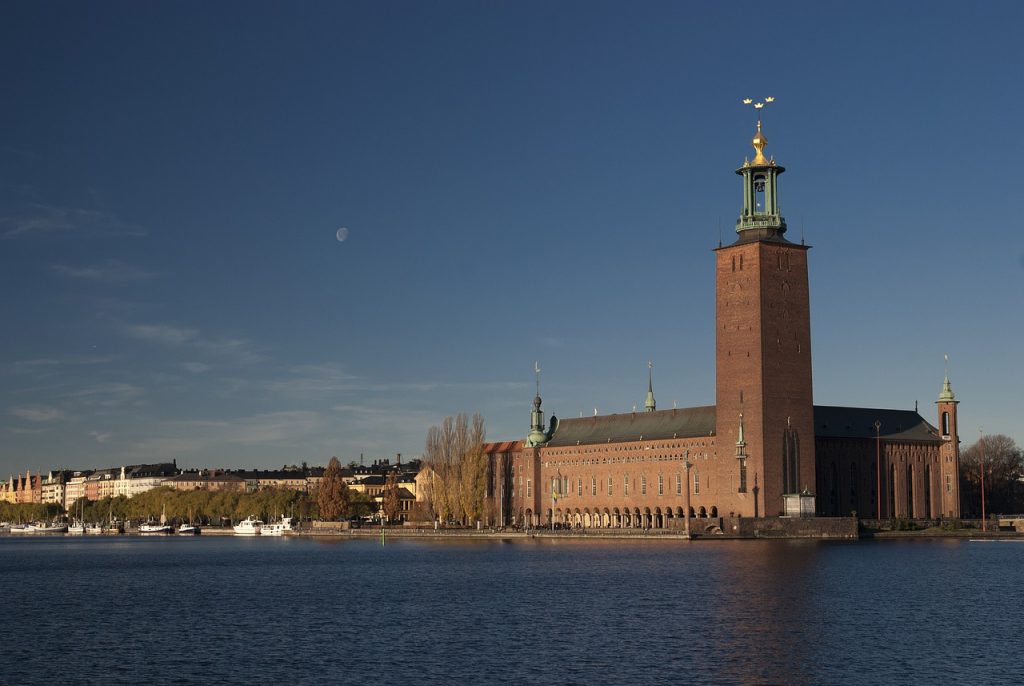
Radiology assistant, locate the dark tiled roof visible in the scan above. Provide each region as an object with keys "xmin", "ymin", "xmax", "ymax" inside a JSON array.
[
  {"xmin": 813, "ymin": 406, "xmax": 941, "ymax": 443},
  {"xmin": 540, "ymin": 404, "xmax": 940, "ymax": 447},
  {"xmin": 169, "ymin": 472, "xmax": 244, "ymax": 483},
  {"xmin": 547, "ymin": 406, "xmax": 717, "ymax": 447}
]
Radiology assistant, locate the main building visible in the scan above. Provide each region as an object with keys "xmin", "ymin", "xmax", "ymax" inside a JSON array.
[{"xmin": 484, "ymin": 117, "xmax": 961, "ymax": 529}]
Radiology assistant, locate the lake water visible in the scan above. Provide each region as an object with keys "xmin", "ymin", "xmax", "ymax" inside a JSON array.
[{"xmin": 1, "ymin": 535, "xmax": 1020, "ymax": 685}]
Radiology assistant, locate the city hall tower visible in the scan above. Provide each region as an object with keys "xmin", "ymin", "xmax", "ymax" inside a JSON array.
[{"xmin": 715, "ymin": 112, "xmax": 816, "ymax": 517}]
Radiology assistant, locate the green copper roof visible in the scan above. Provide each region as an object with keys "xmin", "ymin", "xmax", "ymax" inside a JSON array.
[{"xmin": 937, "ymin": 376, "xmax": 956, "ymax": 402}]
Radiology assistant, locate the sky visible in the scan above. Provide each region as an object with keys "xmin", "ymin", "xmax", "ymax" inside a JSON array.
[{"xmin": 1, "ymin": 1, "xmax": 1022, "ymax": 476}]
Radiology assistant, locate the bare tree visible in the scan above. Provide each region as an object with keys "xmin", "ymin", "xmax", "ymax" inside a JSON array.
[
  {"xmin": 423, "ymin": 412, "xmax": 487, "ymax": 526},
  {"xmin": 382, "ymin": 471, "xmax": 401, "ymax": 523},
  {"xmin": 960, "ymin": 434, "xmax": 1024, "ymax": 516}
]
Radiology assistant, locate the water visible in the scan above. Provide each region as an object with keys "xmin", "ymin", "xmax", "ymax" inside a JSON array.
[{"xmin": 1, "ymin": 536, "xmax": 1021, "ymax": 685}]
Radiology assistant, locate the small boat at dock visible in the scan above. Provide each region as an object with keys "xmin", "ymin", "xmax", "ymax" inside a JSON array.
[{"xmin": 233, "ymin": 515, "xmax": 263, "ymax": 535}]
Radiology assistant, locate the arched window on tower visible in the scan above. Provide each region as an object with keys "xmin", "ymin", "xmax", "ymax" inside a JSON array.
[
  {"xmin": 942, "ymin": 412, "xmax": 950, "ymax": 437},
  {"xmin": 754, "ymin": 174, "xmax": 766, "ymax": 212}
]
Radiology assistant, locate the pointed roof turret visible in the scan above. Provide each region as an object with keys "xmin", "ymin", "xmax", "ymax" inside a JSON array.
[
  {"xmin": 644, "ymin": 360, "xmax": 656, "ymax": 412},
  {"xmin": 937, "ymin": 354, "xmax": 957, "ymax": 403}
]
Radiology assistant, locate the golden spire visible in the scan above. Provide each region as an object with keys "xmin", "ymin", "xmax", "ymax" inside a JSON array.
[
  {"xmin": 742, "ymin": 96, "xmax": 775, "ymax": 165},
  {"xmin": 751, "ymin": 120, "xmax": 769, "ymax": 165}
]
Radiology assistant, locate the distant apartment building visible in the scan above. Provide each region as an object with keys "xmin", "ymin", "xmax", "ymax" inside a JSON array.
[
  {"xmin": 0, "ymin": 471, "xmax": 42, "ymax": 504},
  {"xmin": 165, "ymin": 471, "xmax": 246, "ymax": 492}
]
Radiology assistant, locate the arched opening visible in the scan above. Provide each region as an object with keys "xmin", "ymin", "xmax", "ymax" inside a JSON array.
[
  {"xmin": 689, "ymin": 506, "xmax": 696, "ymax": 519},
  {"xmin": 906, "ymin": 465, "xmax": 914, "ymax": 519},
  {"xmin": 698, "ymin": 506, "xmax": 707, "ymax": 518},
  {"xmin": 633, "ymin": 508, "xmax": 642, "ymax": 528},
  {"xmin": 524, "ymin": 508, "xmax": 532, "ymax": 527},
  {"xmin": 612, "ymin": 508, "xmax": 621, "ymax": 528},
  {"xmin": 924, "ymin": 465, "xmax": 932, "ymax": 519},
  {"xmin": 710, "ymin": 506, "xmax": 718, "ymax": 518},
  {"xmin": 675, "ymin": 506, "xmax": 684, "ymax": 518}
]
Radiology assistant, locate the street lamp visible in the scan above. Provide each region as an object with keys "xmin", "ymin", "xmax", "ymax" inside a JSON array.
[
  {"xmin": 874, "ymin": 420, "xmax": 882, "ymax": 521},
  {"xmin": 980, "ymin": 429, "xmax": 987, "ymax": 532},
  {"xmin": 683, "ymin": 450, "xmax": 692, "ymax": 539}
]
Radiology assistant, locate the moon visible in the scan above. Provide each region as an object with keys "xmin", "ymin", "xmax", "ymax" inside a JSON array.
[{"xmin": 335, "ymin": 227, "xmax": 349, "ymax": 242}]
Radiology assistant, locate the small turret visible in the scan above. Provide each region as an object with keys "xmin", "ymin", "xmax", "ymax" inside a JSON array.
[
  {"xmin": 527, "ymin": 362, "xmax": 555, "ymax": 447},
  {"xmin": 644, "ymin": 361, "xmax": 656, "ymax": 412}
]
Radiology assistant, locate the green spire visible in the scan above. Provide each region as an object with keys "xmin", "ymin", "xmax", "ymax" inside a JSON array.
[
  {"xmin": 644, "ymin": 360, "xmax": 656, "ymax": 412},
  {"xmin": 938, "ymin": 354, "xmax": 956, "ymax": 402},
  {"xmin": 527, "ymin": 361, "xmax": 553, "ymax": 446}
]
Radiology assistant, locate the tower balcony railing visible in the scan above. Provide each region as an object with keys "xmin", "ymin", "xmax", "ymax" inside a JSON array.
[{"xmin": 736, "ymin": 215, "xmax": 786, "ymax": 230}]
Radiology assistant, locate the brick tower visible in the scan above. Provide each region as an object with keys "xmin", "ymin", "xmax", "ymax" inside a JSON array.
[
  {"xmin": 936, "ymin": 366, "xmax": 961, "ymax": 518},
  {"xmin": 715, "ymin": 111, "xmax": 816, "ymax": 517}
]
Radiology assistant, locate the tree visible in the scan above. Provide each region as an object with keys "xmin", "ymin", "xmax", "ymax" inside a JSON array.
[
  {"xmin": 960, "ymin": 434, "xmax": 1024, "ymax": 516},
  {"xmin": 423, "ymin": 412, "xmax": 486, "ymax": 525},
  {"xmin": 382, "ymin": 471, "xmax": 401, "ymax": 523},
  {"xmin": 317, "ymin": 456, "xmax": 351, "ymax": 520}
]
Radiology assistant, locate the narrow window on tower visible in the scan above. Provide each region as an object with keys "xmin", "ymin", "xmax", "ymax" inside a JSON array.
[
  {"xmin": 676, "ymin": 473, "xmax": 682, "ymax": 495},
  {"xmin": 608, "ymin": 476, "xmax": 613, "ymax": 496},
  {"xmin": 591, "ymin": 475, "xmax": 596, "ymax": 496},
  {"xmin": 945, "ymin": 474, "xmax": 951, "ymax": 493},
  {"xmin": 624, "ymin": 475, "xmax": 630, "ymax": 497},
  {"xmin": 577, "ymin": 478, "xmax": 582, "ymax": 497},
  {"xmin": 738, "ymin": 458, "xmax": 747, "ymax": 493},
  {"xmin": 658, "ymin": 473, "xmax": 664, "ymax": 495},
  {"xmin": 694, "ymin": 471, "xmax": 700, "ymax": 495},
  {"xmin": 739, "ymin": 255, "xmax": 744, "ymax": 270},
  {"xmin": 942, "ymin": 412, "xmax": 950, "ymax": 437},
  {"xmin": 754, "ymin": 174, "xmax": 766, "ymax": 212},
  {"xmin": 731, "ymin": 256, "xmax": 736, "ymax": 272},
  {"xmin": 641, "ymin": 475, "xmax": 647, "ymax": 495}
]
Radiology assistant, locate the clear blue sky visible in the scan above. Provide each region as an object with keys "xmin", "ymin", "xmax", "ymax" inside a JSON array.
[{"xmin": 2, "ymin": 1, "xmax": 1021, "ymax": 476}]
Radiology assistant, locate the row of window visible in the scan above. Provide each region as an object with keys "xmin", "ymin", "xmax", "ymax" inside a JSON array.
[{"xmin": 538, "ymin": 472, "xmax": 705, "ymax": 498}]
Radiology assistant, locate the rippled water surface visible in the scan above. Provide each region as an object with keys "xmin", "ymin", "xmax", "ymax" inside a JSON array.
[{"xmin": 2, "ymin": 535, "xmax": 1021, "ymax": 685}]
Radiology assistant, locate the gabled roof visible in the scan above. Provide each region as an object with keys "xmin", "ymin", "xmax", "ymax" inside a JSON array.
[
  {"xmin": 546, "ymin": 406, "xmax": 717, "ymax": 447},
  {"xmin": 813, "ymin": 406, "xmax": 941, "ymax": 443}
]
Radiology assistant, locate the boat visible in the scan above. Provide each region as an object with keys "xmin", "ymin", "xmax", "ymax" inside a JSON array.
[
  {"xmin": 260, "ymin": 516, "xmax": 295, "ymax": 536},
  {"xmin": 67, "ymin": 521, "xmax": 85, "ymax": 535},
  {"xmin": 178, "ymin": 508, "xmax": 201, "ymax": 535},
  {"xmin": 103, "ymin": 521, "xmax": 124, "ymax": 535},
  {"xmin": 9, "ymin": 524, "xmax": 30, "ymax": 534},
  {"xmin": 233, "ymin": 515, "xmax": 263, "ymax": 535},
  {"xmin": 27, "ymin": 521, "xmax": 69, "ymax": 534},
  {"xmin": 85, "ymin": 523, "xmax": 104, "ymax": 535},
  {"xmin": 140, "ymin": 503, "xmax": 173, "ymax": 534}
]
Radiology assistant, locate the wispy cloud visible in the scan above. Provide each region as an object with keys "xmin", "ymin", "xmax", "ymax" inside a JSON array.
[
  {"xmin": 267, "ymin": 364, "xmax": 356, "ymax": 394},
  {"xmin": 120, "ymin": 321, "xmax": 263, "ymax": 364},
  {"xmin": 122, "ymin": 322, "xmax": 199, "ymax": 346},
  {"xmin": 129, "ymin": 410, "xmax": 326, "ymax": 458},
  {"xmin": 0, "ymin": 204, "xmax": 146, "ymax": 240},
  {"xmin": 10, "ymin": 356, "xmax": 116, "ymax": 373},
  {"xmin": 63, "ymin": 382, "xmax": 144, "ymax": 408},
  {"xmin": 181, "ymin": 362, "xmax": 212, "ymax": 374},
  {"xmin": 268, "ymin": 364, "xmax": 527, "ymax": 396},
  {"xmin": 89, "ymin": 431, "xmax": 112, "ymax": 443},
  {"xmin": 10, "ymin": 406, "xmax": 64, "ymax": 422},
  {"xmin": 50, "ymin": 259, "xmax": 155, "ymax": 282}
]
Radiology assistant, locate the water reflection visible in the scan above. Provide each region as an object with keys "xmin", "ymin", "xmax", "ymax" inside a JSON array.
[{"xmin": 1, "ymin": 537, "xmax": 1021, "ymax": 685}]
